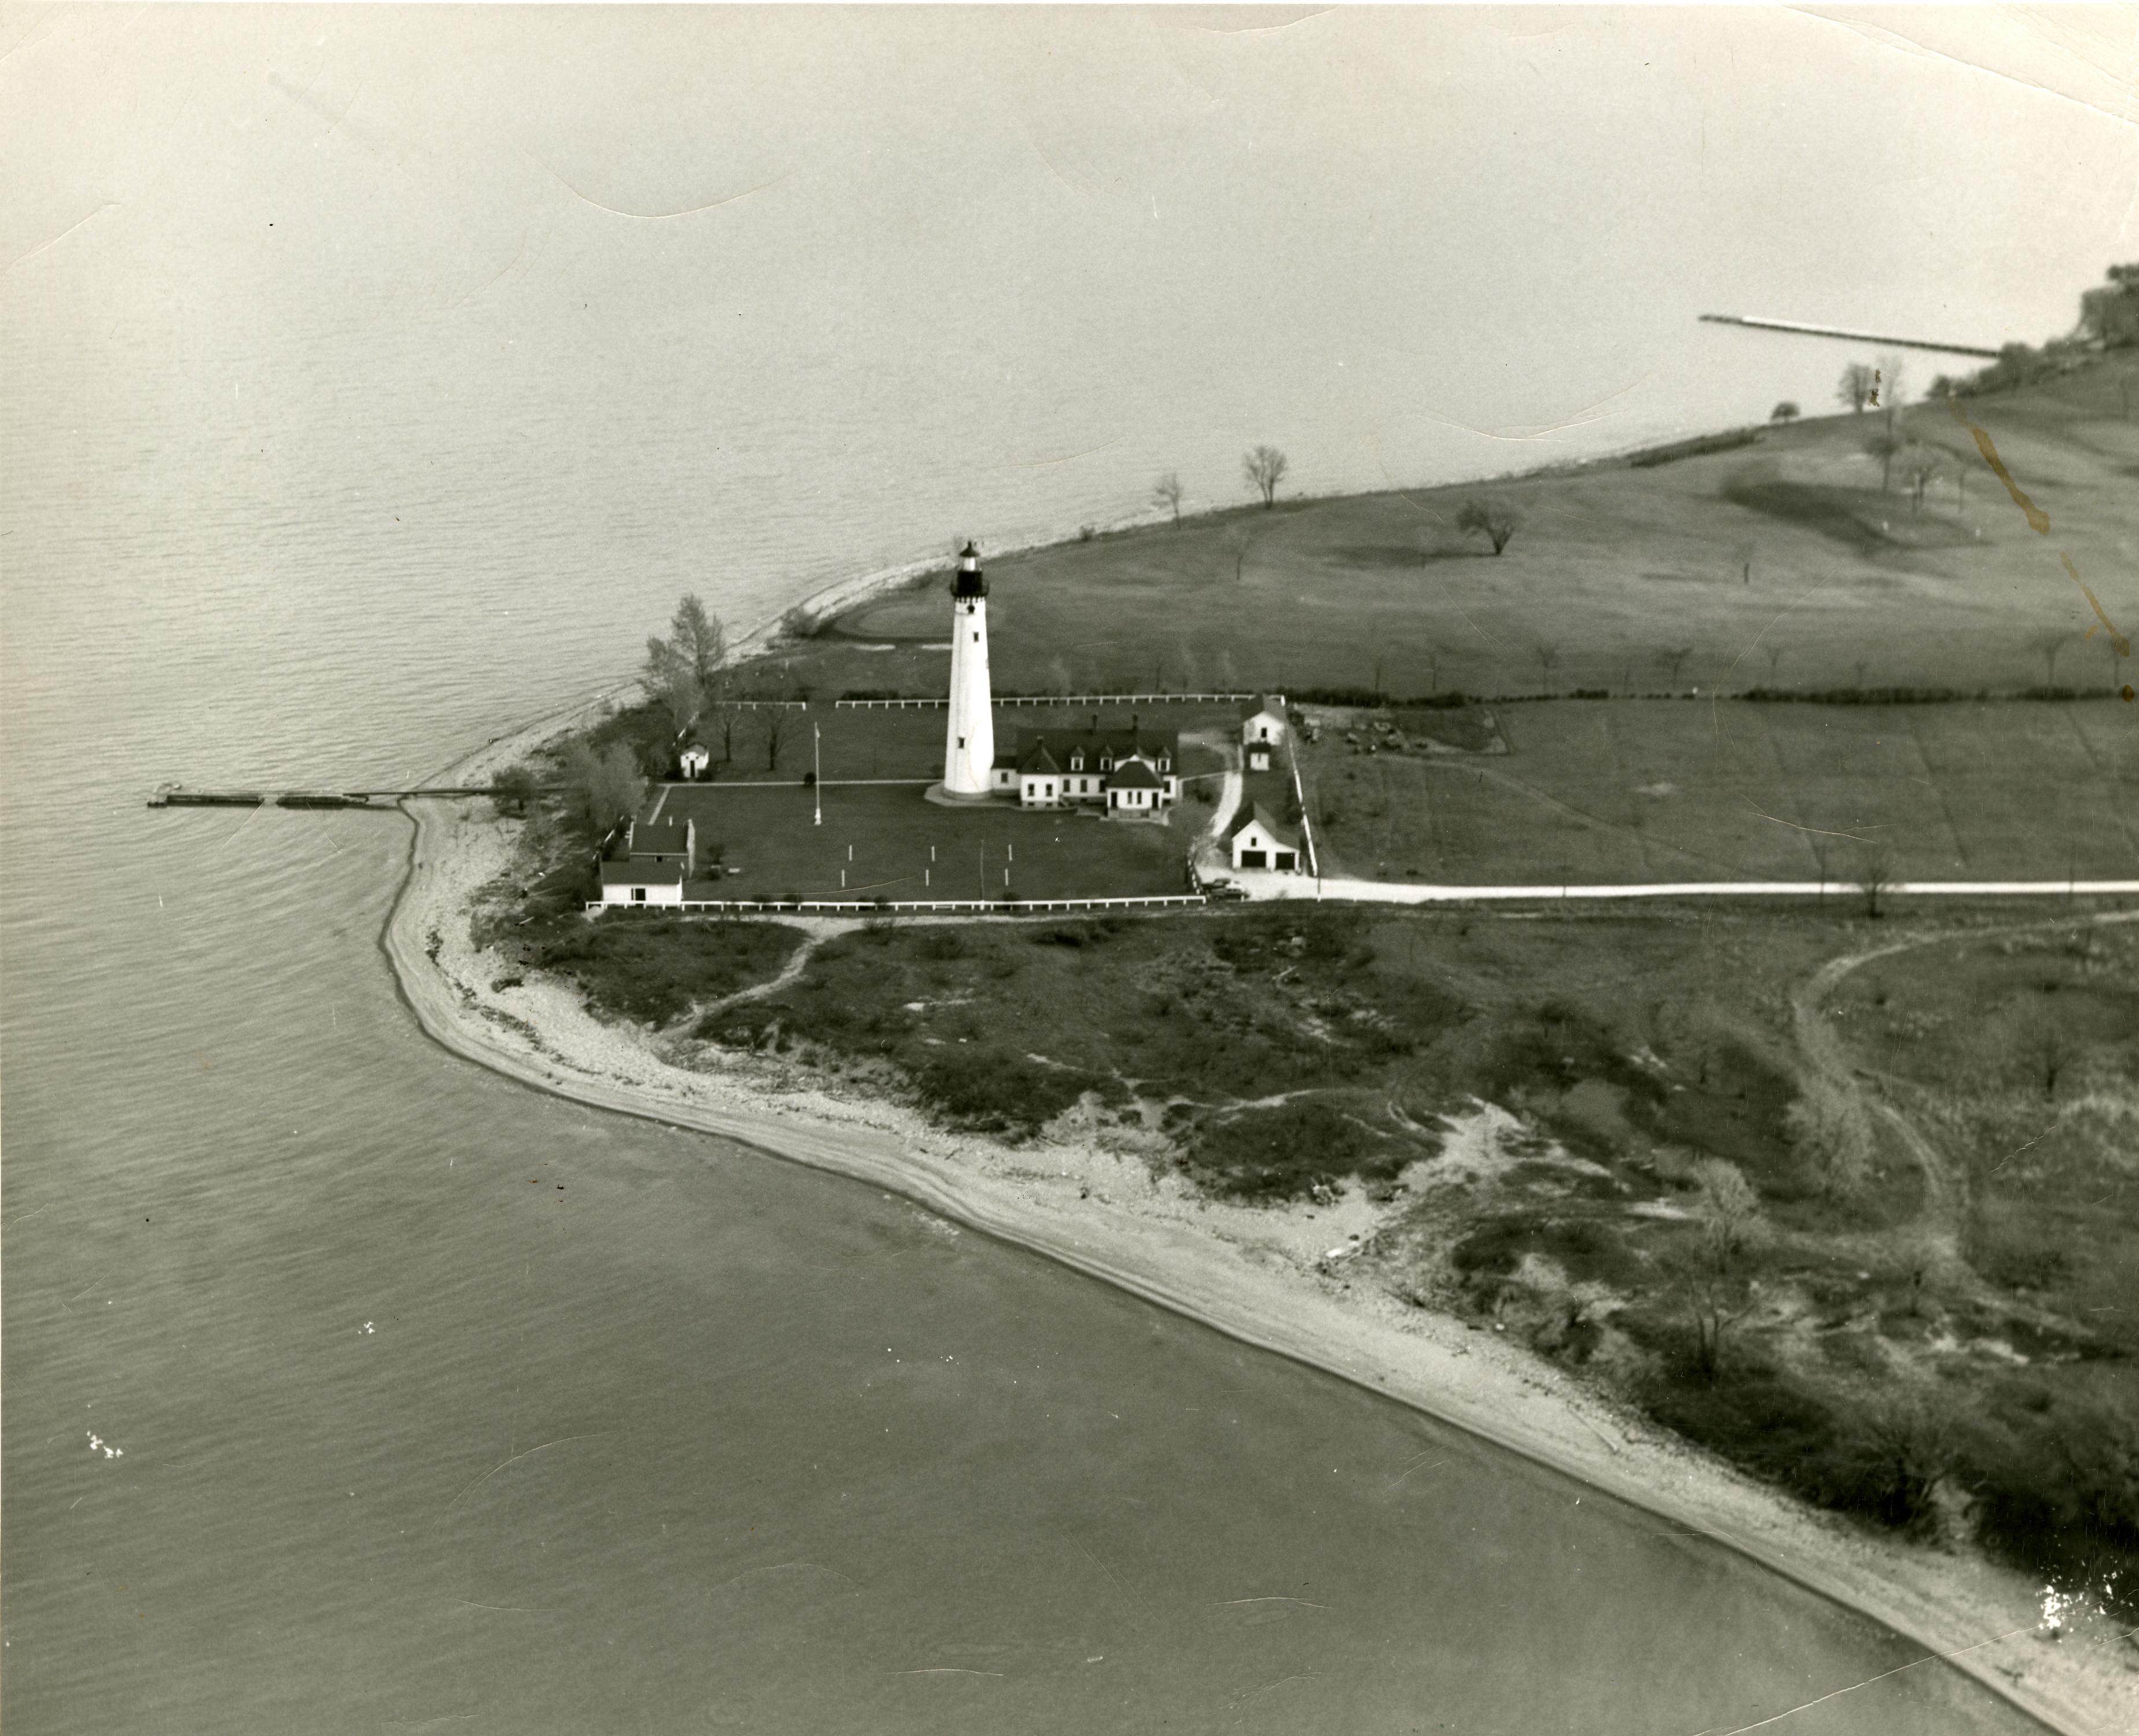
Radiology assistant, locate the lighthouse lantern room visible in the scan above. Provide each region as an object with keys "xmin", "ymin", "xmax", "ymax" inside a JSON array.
[{"xmin": 940, "ymin": 541, "xmax": 995, "ymax": 798}]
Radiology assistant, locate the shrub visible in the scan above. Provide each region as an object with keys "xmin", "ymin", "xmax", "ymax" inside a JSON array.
[
  {"xmin": 910, "ymin": 1047, "xmax": 1094, "ymax": 1136},
  {"xmin": 1187, "ymin": 1099, "xmax": 1396, "ymax": 1200},
  {"xmin": 1967, "ymin": 1393, "xmax": 2139, "ymax": 1619},
  {"xmin": 536, "ymin": 918, "xmax": 802, "ymax": 1024},
  {"xmin": 1785, "ymin": 1079, "xmax": 1875, "ymax": 1198},
  {"xmin": 1811, "ymin": 1401, "xmax": 1954, "ymax": 1535}
]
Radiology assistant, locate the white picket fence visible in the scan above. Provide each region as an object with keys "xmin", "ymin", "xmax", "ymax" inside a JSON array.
[
  {"xmin": 589, "ymin": 893, "xmax": 1207, "ymax": 916},
  {"xmin": 835, "ymin": 692, "xmax": 1274, "ymax": 710}
]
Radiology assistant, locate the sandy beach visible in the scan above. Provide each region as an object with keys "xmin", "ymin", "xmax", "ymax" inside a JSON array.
[{"xmin": 381, "ymin": 677, "xmax": 2137, "ymax": 1736}]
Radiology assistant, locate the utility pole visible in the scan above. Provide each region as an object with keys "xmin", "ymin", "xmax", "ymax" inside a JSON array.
[{"xmin": 813, "ymin": 722, "xmax": 822, "ymax": 826}]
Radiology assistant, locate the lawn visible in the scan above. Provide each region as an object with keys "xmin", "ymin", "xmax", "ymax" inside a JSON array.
[
  {"xmin": 1302, "ymin": 697, "xmax": 2138, "ymax": 884},
  {"xmin": 798, "ymin": 363, "xmax": 2136, "ymax": 704},
  {"xmin": 655, "ymin": 781, "xmax": 1192, "ymax": 903},
  {"xmin": 688, "ymin": 700, "xmax": 1238, "ymax": 786}
]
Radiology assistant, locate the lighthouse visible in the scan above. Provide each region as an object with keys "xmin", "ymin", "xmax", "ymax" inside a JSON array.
[{"xmin": 940, "ymin": 541, "xmax": 995, "ymax": 798}]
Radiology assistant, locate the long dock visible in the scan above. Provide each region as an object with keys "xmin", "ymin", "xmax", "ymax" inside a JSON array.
[{"xmin": 146, "ymin": 784, "xmax": 509, "ymax": 810}]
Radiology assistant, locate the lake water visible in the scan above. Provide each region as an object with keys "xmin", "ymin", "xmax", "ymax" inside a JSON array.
[{"xmin": 0, "ymin": 10, "xmax": 2072, "ymax": 1731}]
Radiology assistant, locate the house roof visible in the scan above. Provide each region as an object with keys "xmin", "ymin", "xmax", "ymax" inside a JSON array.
[
  {"xmin": 1109, "ymin": 757, "xmax": 1163, "ymax": 790},
  {"xmin": 1244, "ymin": 694, "xmax": 1287, "ymax": 722},
  {"xmin": 601, "ymin": 858, "xmax": 685, "ymax": 887},
  {"xmin": 628, "ymin": 815, "xmax": 692, "ymax": 857},
  {"xmin": 1232, "ymin": 803, "xmax": 1300, "ymax": 849},
  {"xmin": 1017, "ymin": 738, "xmax": 1060, "ymax": 775},
  {"xmin": 996, "ymin": 723, "xmax": 1179, "ymax": 771}
]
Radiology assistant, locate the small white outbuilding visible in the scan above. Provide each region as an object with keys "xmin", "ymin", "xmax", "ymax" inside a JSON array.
[
  {"xmin": 679, "ymin": 743, "xmax": 711, "ymax": 779},
  {"xmin": 1241, "ymin": 696, "xmax": 1288, "ymax": 770}
]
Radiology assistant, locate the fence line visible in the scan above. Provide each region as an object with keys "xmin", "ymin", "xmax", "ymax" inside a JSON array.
[
  {"xmin": 701, "ymin": 699, "xmax": 810, "ymax": 710},
  {"xmin": 588, "ymin": 893, "xmax": 1207, "ymax": 916},
  {"xmin": 1281, "ymin": 731, "xmax": 1321, "ymax": 880},
  {"xmin": 834, "ymin": 692, "xmax": 1276, "ymax": 710}
]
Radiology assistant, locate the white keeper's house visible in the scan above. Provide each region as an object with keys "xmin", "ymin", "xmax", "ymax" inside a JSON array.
[{"xmin": 991, "ymin": 719, "xmax": 1181, "ymax": 814}]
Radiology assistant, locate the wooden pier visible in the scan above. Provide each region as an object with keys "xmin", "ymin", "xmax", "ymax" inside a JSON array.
[{"xmin": 147, "ymin": 783, "xmax": 508, "ymax": 811}]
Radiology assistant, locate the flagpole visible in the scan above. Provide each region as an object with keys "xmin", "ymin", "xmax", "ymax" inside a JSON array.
[{"xmin": 813, "ymin": 721, "xmax": 822, "ymax": 826}]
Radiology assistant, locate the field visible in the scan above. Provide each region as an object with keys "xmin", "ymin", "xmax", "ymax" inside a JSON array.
[
  {"xmin": 1301, "ymin": 697, "xmax": 2139, "ymax": 884},
  {"xmin": 791, "ymin": 363, "xmax": 2137, "ymax": 704}
]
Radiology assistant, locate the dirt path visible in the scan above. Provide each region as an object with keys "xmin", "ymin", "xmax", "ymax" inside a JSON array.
[{"xmin": 1788, "ymin": 909, "xmax": 2139, "ymax": 1271}]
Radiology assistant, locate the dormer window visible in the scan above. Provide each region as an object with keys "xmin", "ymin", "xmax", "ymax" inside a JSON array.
[
  {"xmin": 1069, "ymin": 753, "xmax": 1083, "ymax": 771},
  {"xmin": 1099, "ymin": 755, "xmax": 1112, "ymax": 772}
]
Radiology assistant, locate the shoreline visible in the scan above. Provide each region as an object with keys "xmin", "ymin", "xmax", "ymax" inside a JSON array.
[{"xmin": 378, "ymin": 679, "xmax": 2133, "ymax": 1736}]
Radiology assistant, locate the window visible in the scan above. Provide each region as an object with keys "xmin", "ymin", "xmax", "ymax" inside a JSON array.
[
  {"xmin": 958, "ymin": 737, "xmax": 966, "ymax": 749},
  {"xmin": 1240, "ymin": 849, "xmax": 1266, "ymax": 869},
  {"xmin": 973, "ymin": 631, "xmax": 980, "ymax": 642},
  {"xmin": 631, "ymin": 887, "xmax": 647, "ymax": 902}
]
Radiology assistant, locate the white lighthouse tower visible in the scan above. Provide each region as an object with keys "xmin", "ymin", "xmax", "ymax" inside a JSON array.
[{"xmin": 940, "ymin": 541, "xmax": 995, "ymax": 798}]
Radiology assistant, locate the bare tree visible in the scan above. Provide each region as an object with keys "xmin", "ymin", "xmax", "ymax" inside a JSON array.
[
  {"xmin": 1692, "ymin": 1158, "xmax": 1766, "ymax": 1271},
  {"xmin": 1243, "ymin": 446, "xmax": 1288, "ymax": 509},
  {"xmin": 715, "ymin": 705, "xmax": 740, "ymax": 766},
  {"xmin": 1223, "ymin": 525, "xmax": 1253, "ymax": 584},
  {"xmin": 1770, "ymin": 400, "xmax": 1800, "ymax": 423},
  {"xmin": 1899, "ymin": 446, "xmax": 1943, "ymax": 513},
  {"xmin": 1864, "ymin": 425, "xmax": 1905, "ymax": 492},
  {"xmin": 1668, "ymin": 1255, "xmax": 1744, "ymax": 1384},
  {"xmin": 1854, "ymin": 841, "xmax": 1895, "ymax": 918},
  {"xmin": 657, "ymin": 665, "xmax": 701, "ymax": 741},
  {"xmin": 1534, "ymin": 642, "xmax": 1561, "ymax": 695},
  {"xmin": 1874, "ymin": 352, "xmax": 1908, "ymax": 421},
  {"xmin": 1838, "ymin": 362, "xmax": 1877, "ymax": 413},
  {"xmin": 2033, "ymin": 630, "xmax": 2068, "ymax": 687},
  {"xmin": 670, "ymin": 593, "xmax": 726, "ymax": 687},
  {"xmin": 1047, "ymin": 656, "xmax": 1073, "ymax": 697},
  {"xmin": 640, "ymin": 632, "xmax": 690, "ymax": 702},
  {"xmin": 1456, "ymin": 497, "xmax": 1517, "ymax": 556},
  {"xmin": 1655, "ymin": 644, "xmax": 1695, "ymax": 688},
  {"xmin": 2028, "ymin": 1010, "xmax": 2072, "ymax": 1099},
  {"xmin": 1152, "ymin": 471, "xmax": 1184, "ymax": 526},
  {"xmin": 1785, "ymin": 1077, "xmax": 1875, "ymax": 1198},
  {"xmin": 758, "ymin": 705, "xmax": 793, "ymax": 773},
  {"xmin": 561, "ymin": 739, "xmax": 647, "ymax": 843},
  {"xmin": 1763, "ymin": 642, "xmax": 1786, "ymax": 683},
  {"xmin": 1174, "ymin": 639, "xmax": 1201, "ymax": 694}
]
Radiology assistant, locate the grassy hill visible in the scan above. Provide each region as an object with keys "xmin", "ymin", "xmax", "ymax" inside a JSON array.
[{"xmin": 810, "ymin": 358, "xmax": 2137, "ymax": 704}]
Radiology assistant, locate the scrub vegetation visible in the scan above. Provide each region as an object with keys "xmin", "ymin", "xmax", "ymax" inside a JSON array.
[{"xmin": 488, "ymin": 896, "xmax": 2139, "ymax": 1617}]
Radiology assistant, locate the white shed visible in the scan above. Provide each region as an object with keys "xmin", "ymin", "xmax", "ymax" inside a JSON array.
[
  {"xmin": 600, "ymin": 859, "xmax": 685, "ymax": 907},
  {"xmin": 679, "ymin": 743, "xmax": 711, "ymax": 779}
]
